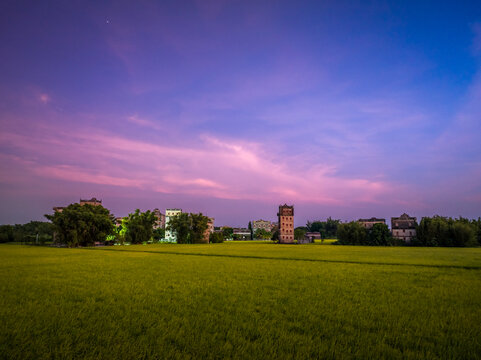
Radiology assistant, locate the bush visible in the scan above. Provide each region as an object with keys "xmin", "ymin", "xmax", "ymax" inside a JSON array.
[{"xmin": 210, "ymin": 232, "xmax": 224, "ymax": 243}]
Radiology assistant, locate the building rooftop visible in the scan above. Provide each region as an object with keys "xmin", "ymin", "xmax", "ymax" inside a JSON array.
[{"xmin": 358, "ymin": 217, "xmax": 386, "ymax": 222}]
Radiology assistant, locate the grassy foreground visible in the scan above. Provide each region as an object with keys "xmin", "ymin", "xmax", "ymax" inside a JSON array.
[{"xmin": 1, "ymin": 243, "xmax": 480, "ymax": 359}]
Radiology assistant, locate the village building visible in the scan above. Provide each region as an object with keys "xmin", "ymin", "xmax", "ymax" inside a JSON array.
[
  {"xmin": 233, "ymin": 228, "xmax": 251, "ymax": 240},
  {"xmin": 79, "ymin": 197, "xmax": 102, "ymax": 206},
  {"xmin": 302, "ymin": 232, "xmax": 321, "ymax": 244},
  {"xmin": 278, "ymin": 204, "xmax": 294, "ymax": 244},
  {"xmin": 203, "ymin": 217, "xmax": 215, "ymax": 243},
  {"xmin": 53, "ymin": 197, "xmax": 102, "ymax": 213},
  {"xmin": 165, "ymin": 209, "xmax": 182, "ymax": 242},
  {"xmin": 391, "ymin": 213, "xmax": 417, "ymax": 242},
  {"xmin": 152, "ymin": 208, "xmax": 166, "ymax": 229},
  {"xmin": 358, "ymin": 217, "xmax": 386, "ymax": 229},
  {"xmin": 252, "ymin": 219, "xmax": 275, "ymax": 233}
]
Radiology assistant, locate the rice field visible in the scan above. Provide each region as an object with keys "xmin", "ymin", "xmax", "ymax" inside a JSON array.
[{"xmin": 1, "ymin": 243, "xmax": 480, "ymax": 359}]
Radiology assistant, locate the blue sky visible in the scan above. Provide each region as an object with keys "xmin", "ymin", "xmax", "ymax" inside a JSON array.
[{"xmin": 1, "ymin": 0, "xmax": 480, "ymax": 226}]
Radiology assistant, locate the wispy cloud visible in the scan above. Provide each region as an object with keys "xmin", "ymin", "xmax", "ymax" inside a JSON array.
[
  {"xmin": 0, "ymin": 122, "xmax": 396, "ymax": 206},
  {"xmin": 127, "ymin": 115, "xmax": 162, "ymax": 131}
]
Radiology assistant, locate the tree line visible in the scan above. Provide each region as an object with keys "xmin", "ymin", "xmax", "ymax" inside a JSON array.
[
  {"xmin": 336, "ymin": 216, "xmax": 481, "ymax": 247},
  {"xmin": 41, "ymin": 203, "xmax": 223, "ymax": 247},
  {"xmin": 0, "ymin": 221, "xmax": 54, "ymax": 244}
]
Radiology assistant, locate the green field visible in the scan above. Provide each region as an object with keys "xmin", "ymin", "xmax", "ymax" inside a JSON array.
[{"xmin": 1, "ymin": 243, "xmax": 480, "ymax": 359}]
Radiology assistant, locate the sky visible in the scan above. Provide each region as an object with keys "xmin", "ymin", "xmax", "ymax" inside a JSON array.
[{"xmin": 1, "ymin": 0, "xmax": 481, "ymax": 227}]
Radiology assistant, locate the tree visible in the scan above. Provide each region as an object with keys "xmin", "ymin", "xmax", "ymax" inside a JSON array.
[
  {"xmin": 18, "ymin": 221, "xmax": 54, "ymax": 244},
  {"xmin": 152, "ymin": 228, "xmax": 165, "ymax": 243},
  {"xmin": 222, "ymin": 227, "xmax": 233, "ymax": 239},
  {"xmin": 254, "ymin": 228, "xmax": 272, "ymax": 240},
  {"xmin": 191, "ymin": 213, "xmax": 209, "ymax": 244},
  {"xmin": 122, "ymin": 209, "xmax": 156, "ymax": 244},
  {"xmin": 337, "ymin": 222, "xmax": 367, "ymax": 245},
  {"xmin": 366, "ymin": 223, "xmax": 393, "ymax": 246},
  {"xmin": 45, "ymin": 204, "xmax": 114, "ymax": 247},
  {"xmin": 294, "ymin": 227, "xmax": 306, "ymax": 241},
  {"xmin": 167, "ymin": 212, "xmax": 210, "ymax": 244},
  {"xmin": 248, "ymin": 221, "xmax": 253, "ymax": 240},
  {"xmin": 414, "ymin": 216, "xmax": 477, "ymax": 247},
  {"xmin": 306, "ymin": 218, "xmax": 341, "ymax": 239},
  {"xmin": 210, "ymin": 232, "xmax": 224, "ymax": 243},
  {"xmin": 0, "ymin": 225, "xmax": 14, "ymax": 243},
  {"xmin": 269, "ymin": 223, "xmax": 279, "ymax": 242}
]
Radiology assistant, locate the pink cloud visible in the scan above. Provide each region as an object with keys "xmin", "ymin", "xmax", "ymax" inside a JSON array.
[{"xmin": 0, "ymin": 122, "xmax": 396, "ymax": 206}]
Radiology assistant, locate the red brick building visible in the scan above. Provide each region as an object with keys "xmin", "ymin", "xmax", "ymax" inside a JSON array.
[{"xmin": 278, "ymin": 204, "xmax": 294, "ymax": 244}]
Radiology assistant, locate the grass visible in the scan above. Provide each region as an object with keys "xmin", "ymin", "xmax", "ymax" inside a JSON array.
[{"xmin": 1, "ymin": 243, "xmax": 480, "ymax": 359}]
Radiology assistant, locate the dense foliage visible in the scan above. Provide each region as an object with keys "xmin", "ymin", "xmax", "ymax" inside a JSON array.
[
  {"xmin": 122, "ymin": 209, "xmax": 157, "ymax": 244},
  {"xmin": 254, "ymin": 228, "xmax": 272, "ymax": 240},
  {"xmin": 45, "ymin": 204, "xmax": 114, "ymax": 247},
  {"xmin": 0, "ymin": 221, "xmax": 54, "ymax": 244},
  {"xmin": 222, "ymin": 227, "xmax": 234, "ymax": 239},
  {"xmin": 209, "ymin": 232, "xmax": 224, "ymax": 243},
  {"xmin": 294, "ymin": 227, "xmax": 307, "ymax": 240},
  {"xmin": 167, "ymin": 212, "xmax": 210, "ymax": 244},
  {"xmin": 337, "ymin": 222, "xmax": 401, "ymax": 246},
  {"xmin": 414, "ymin": 216, "xmax": 479, "ymax": 247},
  {"xmin": 153, "ymin": 227, "xmax": 165, "ymax": 243},
  {"xmin": 306, "ymin": 217, "xmax": 340, "ymax": 239}
]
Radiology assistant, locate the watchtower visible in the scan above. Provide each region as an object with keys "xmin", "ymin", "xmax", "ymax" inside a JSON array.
[{"xmin": 277, "ymin": 204, "xmax": 294, "ymax": 243}]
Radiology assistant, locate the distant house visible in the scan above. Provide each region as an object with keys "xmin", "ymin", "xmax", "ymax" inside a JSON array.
[
  {"xmin": 53, "ymin": 197, "xmax": 102, "ymax": 213},
  {"xmin": 152, "ymin": 208, "xmax": 166, "ymax": 229},
  {"xmin": 358, "ymin": 217, "xmax": 386, "ymax": 229},
  {"xmin": 165, "ymin": 209, "xmax": 182, "ymax": 242},
  {"xmin": 233, "ymin": 228, "xmax": 250, "ymax": 240},
  {"xmin": 302, "ymin": 232, "xmax": 321, "ymax": 243},
  {"xmin": 203, "ymin": 217, "xmax": 215, "ymax": 243},
  {"xmin": 252, "ymin": 219, "xmax": 275, "ymax": 233},
  {"xmin": 79, "ymin": 197, "xmax": 102, "ymax": 206},
  {"xmin": 391, "ymin": 213, "xmax": 417, "ymax": 242}
]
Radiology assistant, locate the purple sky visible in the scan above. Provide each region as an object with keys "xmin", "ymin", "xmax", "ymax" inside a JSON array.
[{"xmin": 1, "ymin": 1, "xmax": 481, "ymax": 227}]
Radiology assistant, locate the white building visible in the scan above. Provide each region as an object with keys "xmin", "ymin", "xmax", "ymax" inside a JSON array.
[{"xmin": 165, "ymin": 208, "xmax": 182, "ymax": 242}]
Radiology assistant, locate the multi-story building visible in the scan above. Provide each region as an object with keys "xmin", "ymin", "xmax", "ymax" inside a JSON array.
[
  {"xmin": 252, "ymin": 219, "xmax": 274, "ymax": 233},
  {"xmin": 278, "ymin": 204, "xmax": 294, "ymax": 244},
  {"xmin": 391, "ymin": 213, "xmax": 417, "ymax": 243},
  {"xmin": 152, "ymin": 208, "xmax": 166, "ymax": 229},
  {"xmin": 358, "ymin": 217, "xmax": 386, "ymax": 229},
  {"xmin": 203, "ymin": 217, "xmax": 215, "ymax": 243},
  {"xmin": 79, "ymin": 197, "xmax": 102, "ymax": 206},
  {"xmin": 165, "ymin": 209, "xmax": 182, "ymax": 242},
  {"xmin": 53, "ymin": 197, "xmax": 102, "ymax": 213}
]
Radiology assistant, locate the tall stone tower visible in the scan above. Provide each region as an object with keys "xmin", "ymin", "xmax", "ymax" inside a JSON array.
[{"xmin": 277, "ymin": 204, "xmax": 294, "ymax": 244}]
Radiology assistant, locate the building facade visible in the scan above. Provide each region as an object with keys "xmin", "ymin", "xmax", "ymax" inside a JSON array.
[
  {"xmin": 278, "ymin": 204, "xmax": 294, "ymax": 244},
  {"xmin": 53, "ymin": 197, "xmax": 102, "ymax": 213},
  {"xmin": 252, "ymin": 219, "xmax": 275, "ymax": 233},
  {"xmin": 233, "ymin": 228, "xmax": 250, "ymax": 240},
  {"xmin": 391, "ymin": 213, "xmax": 417, "ymax": 242},
  {"xmin": 79, "ymin": 197, "xmax": 102, "ymax": 206},
  {"xmin": 203, "ymin": 217, "xmax": 215, "ymax": 243},
  {"xmin": 165, "ymin": 208, "xmax": 182, "ymax": 242},
  {"xmin": 152, "ymin": 208, "xmax": 166, "ymax": 229},
  {"xmin": 358, "ymin": 217, "xmax": 386, "ymax": 229}
]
